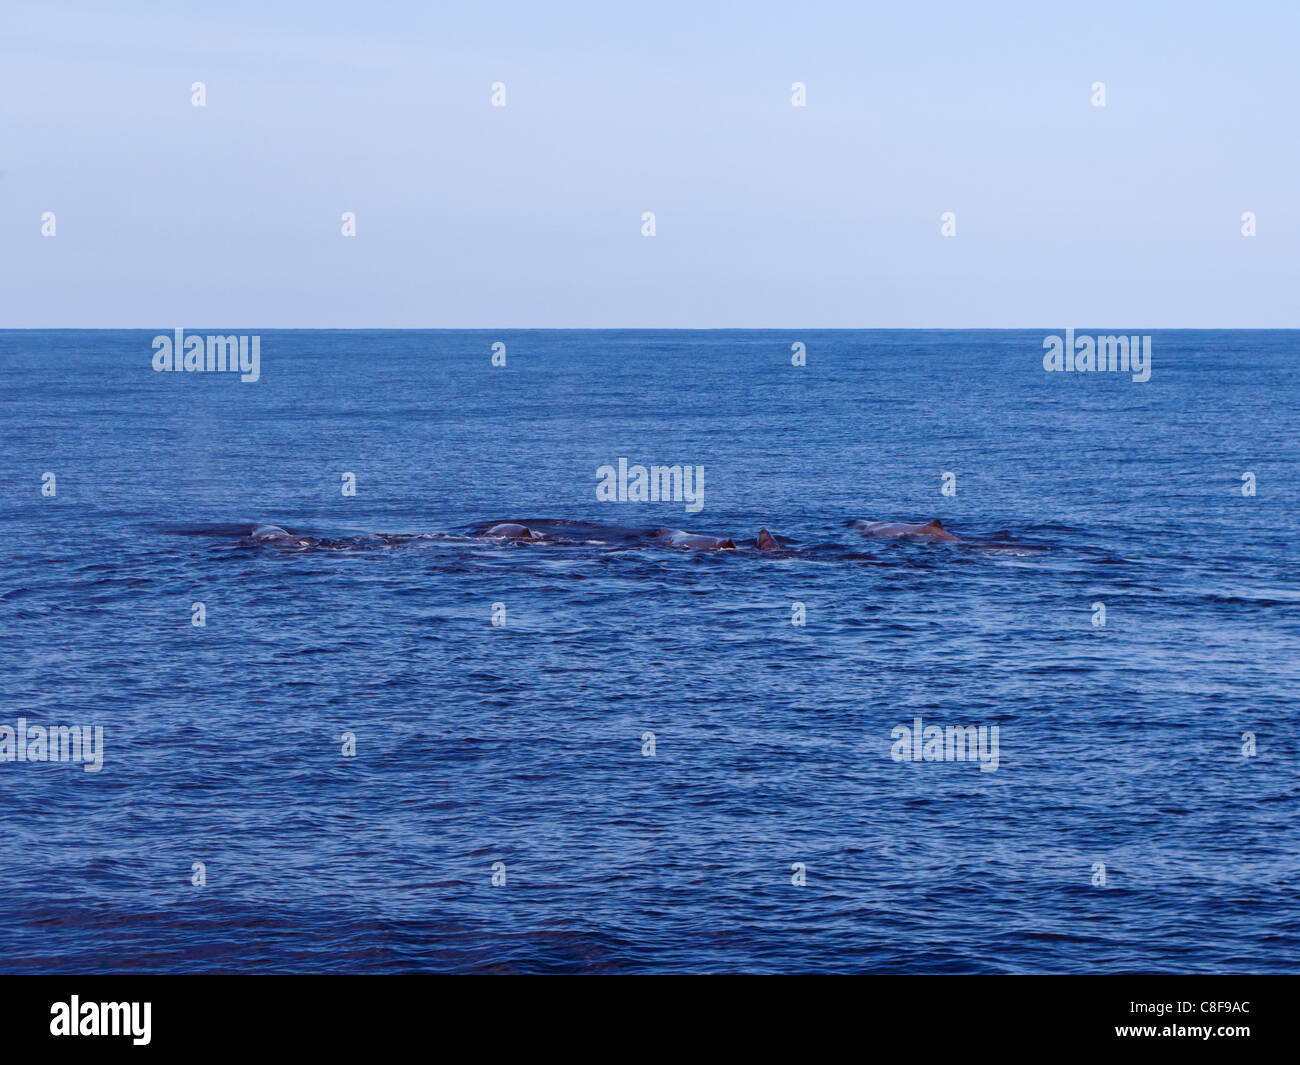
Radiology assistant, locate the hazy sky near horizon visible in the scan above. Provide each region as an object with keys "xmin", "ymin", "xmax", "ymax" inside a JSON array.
[{"xmin": 2, "ymin": 0, "xmax": 1297, "ymax": 327}]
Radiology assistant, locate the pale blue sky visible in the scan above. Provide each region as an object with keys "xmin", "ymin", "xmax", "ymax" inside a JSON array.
[{"xmin": 2, "ymin": 0, "xmax": 1297, "ymax": 326}]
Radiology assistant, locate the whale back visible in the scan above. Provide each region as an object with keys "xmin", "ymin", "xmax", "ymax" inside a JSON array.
[
  {"xmin": 851, "ymin": 518, "xmax": 959, "ymax": 542},
  {"xmin": 919, "ymin": 519, "xmax": 959, "ymax": 541},
  {"xmin": 661, "ymin": 529, "xmax": 734, "ymax": 550},
  {"xmin": 484, "ymin": 523, "xmax": 535, "ymax": 540}
]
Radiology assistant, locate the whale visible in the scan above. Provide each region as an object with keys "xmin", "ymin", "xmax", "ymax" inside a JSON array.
[
  {"xmin": 483, "ymin": 523, "xmax": 538, "ymax": 540},
  {"xmin": 250, "ymin": 524, "xmax": 292, "ymax": 541},
  {"xmin": 238, "ymin": 516, "xmax": 998, "ymax": 556},
  {"xmin": 656, "ymin": 528, "xmax": 735, "ymax": 551},
  {"xmin": 249, "ymin": 525, "xmax": 316, "ymax": 547},
  {"xmin": 851, "ymin": 519, "xmax": 959, "ymax": 542}
]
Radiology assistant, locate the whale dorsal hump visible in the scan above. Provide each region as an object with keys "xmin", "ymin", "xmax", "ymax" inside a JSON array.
[{"xmin": 923, "ymin": 519, "xmax": 944, "ymax": 529}]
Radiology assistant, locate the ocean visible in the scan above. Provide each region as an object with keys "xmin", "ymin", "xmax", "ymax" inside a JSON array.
[{"xmin": 1, "ymin": 328, "xmax": 1296, "ymax": 973}]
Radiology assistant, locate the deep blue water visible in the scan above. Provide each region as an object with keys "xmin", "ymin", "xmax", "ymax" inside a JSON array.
[{"xmin": 1, "ymin": 329, "xmax": 1297, "ymax": 974}]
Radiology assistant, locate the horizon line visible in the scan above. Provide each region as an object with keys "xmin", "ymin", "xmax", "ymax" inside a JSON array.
[{"xmin": 2, "ymin": 325, "xmax": 1297, "ymax": 332}]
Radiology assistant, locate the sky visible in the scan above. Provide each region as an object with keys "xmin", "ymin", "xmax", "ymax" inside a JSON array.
[{"xmin": 2, "ymin": 0, "xmax": 1297, "ymax": 327}]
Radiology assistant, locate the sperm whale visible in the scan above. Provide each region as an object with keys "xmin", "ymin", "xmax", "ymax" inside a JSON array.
[
  {"xmin": 850, "ymin": 519, "xmax": 960, "ymax": 543},
  {"xmin": 483, "ymin": 523, "xmax": 538, "ymax": 540},
  {"xmin": 249, "ymin": 524, "xmax": 316, "ymax": 546},
  {"xmin": 655, "ymin": 528, "xmax": 736, "ymax": 551},
  {"xmin": 241, "ymin": 516, "xmax": 1024, "ymax": 557}
]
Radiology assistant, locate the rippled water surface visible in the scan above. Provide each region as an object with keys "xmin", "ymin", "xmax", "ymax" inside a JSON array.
[{"xmin": 1, "ymin": 329, "xmax": 1297, "ymax": 973}]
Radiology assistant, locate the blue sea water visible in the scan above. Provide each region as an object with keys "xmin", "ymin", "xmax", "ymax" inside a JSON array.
[{"xmin": 0, "ymin": 329, "xmax": 1297, "ymax": 974}]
